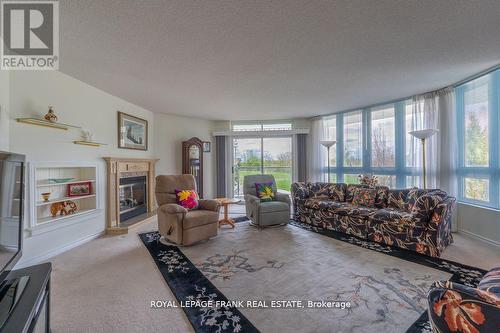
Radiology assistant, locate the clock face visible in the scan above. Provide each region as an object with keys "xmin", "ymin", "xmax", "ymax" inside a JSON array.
[{"xmin": 189, "ymin": 145, "xmax": 200, "ymax": 159}]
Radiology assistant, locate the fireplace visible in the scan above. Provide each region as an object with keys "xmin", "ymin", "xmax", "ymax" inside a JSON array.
[
  {"xmin": 119, "ymin": 176, "xmax": 147, "ymax": 222},
  {"xmin": 103, "ymin": 157, "xmax": 158, "ymax": 234}
]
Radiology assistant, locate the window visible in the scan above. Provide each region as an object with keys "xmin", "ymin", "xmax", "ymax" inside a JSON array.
[
  {"xmin": 232, "ymin": 124, "xmax": 263, "ymax": 132},
  {"xmin": 371, "ymin": 106, "xmax": 395, "ymax": 167},
  {"xmin": 232, "ymin": 137, "xmax": 293, "ymax": 197},
  {"xmin": 343, "ymin": 111, "xmax": 363, "ymax": 167},
  {"xmin": 232, "ymin": 122, "xmax": 292, "ymax": 132},
  {"xmin": 323, "ymin": 116, "xmax": 337, "ymax": 168},
  {"xmin": 456, "ymin": 69, "xmax": 500, "ymax": 209},
  {"xmin": 463, "ymin": 80, "xmax": 489, "ymax": 167},
  {"xmin": 344, "ymin": 174, "xmax": 359, "ymax": 184},
  {"xmin": 262, "ymin": 123, "xmax": 292, "ymax": 131},
  {"xmin": 464, "ymin": 177, "xmax": 489, "ymax": 202}
]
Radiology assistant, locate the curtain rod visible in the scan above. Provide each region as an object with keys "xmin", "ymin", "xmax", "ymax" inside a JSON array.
[{"xmin": 313, "ymin": 63, "xmax": 500, "ymax": 120}]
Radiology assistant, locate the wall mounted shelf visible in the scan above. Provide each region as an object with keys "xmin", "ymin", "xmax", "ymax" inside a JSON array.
[
  {"xmin": 17, "ymin": 118, "xmax": 81, "ymax": 130},
  {"xmin": 73, "ymin": 141, "xmax": 107, "ymax": 147}
]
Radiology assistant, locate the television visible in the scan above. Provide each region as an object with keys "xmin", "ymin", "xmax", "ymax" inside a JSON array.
[
  {"xmin": 0, "ymin": 152, "xmax": 27, "ymax": 329},
  {"xmin": 0, "ymin": 151, "xmax": 24, "ymax": 280}
]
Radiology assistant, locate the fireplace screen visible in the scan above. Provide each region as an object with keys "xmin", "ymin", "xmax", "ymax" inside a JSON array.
[{"xmin": 119, "ymin": 176, "xmax": 147, "ymax": 222}]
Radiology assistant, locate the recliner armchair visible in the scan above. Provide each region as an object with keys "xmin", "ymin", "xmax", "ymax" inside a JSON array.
[
  {"xmin": 243, "ymin": 174, "xmax": 291, "ymax": 227},
  {"xmin": 155, "ymin": 175, "xmax": 221, "ymax": 246}
]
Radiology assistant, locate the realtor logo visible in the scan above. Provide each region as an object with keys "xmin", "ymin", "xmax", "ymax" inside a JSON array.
[{"xmin": 1, "ymin": 0, "xmax": 59, "ymax": 70}]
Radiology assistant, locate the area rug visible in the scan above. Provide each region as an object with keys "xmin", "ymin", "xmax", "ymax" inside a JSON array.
[{"xmin": 140, "ymin": 220, "xmax": 486, "ymax": 333}]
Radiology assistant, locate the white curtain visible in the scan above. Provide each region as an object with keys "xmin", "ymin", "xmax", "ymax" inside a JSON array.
[
  {"xmin": 409, "ymin": 87, "xmax": 458, "ymax": 230},
  {"xmin": 308, "ymin": 117, "xmax": 327, "ymax": 182}
]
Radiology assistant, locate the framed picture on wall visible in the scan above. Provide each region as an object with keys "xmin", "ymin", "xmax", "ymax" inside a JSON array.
[
  {"xmin": 118, "ymin": 111, "xmax": 148, "ymax": 150},
  {"xmin": 203, "ymin": 141, "xmax": 211, "ymax": 152}
]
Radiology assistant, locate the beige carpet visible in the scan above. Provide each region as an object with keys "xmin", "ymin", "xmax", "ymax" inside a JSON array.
[
  {"xmin": 48, "ymin": 215, "xmax": 500, "ymax": 333},
  {"xmin": 49, "ymin": 221, "xmax": 193, "ymax": 333}
]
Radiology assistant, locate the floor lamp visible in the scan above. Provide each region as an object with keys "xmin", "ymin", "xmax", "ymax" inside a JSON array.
[
  {"xmin": 320, "ymin": 140, "xmax": 336, "ymax": 183},
  {"xmin": 408, "ymin": 129, "xmax": 438, "ymax": 189}
]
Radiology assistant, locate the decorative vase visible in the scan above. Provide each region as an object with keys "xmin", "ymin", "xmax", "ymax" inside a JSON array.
[
  {"xmin": 81, "ymin": 129, "xmax": 93, "ymax": 142},
  {"xmin": 44, "ymin": 106, "xmax": 58, "ymax": 123},
  {"xmin": 41, "ymin": 192, "xmax": 51, "ymax": 202}
]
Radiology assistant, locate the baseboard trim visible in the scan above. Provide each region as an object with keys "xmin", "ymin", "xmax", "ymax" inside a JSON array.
[
  {"xmin": 15, "ymin": 231, "xmax": 104, "ymax": 269},
  {"xmin": 458, "ymin": 229, "xmax": 500, "ymax": 247}
]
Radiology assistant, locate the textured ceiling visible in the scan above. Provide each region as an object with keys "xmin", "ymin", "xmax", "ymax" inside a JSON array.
[{"xmin": 60, "ymin": 0, "xmax": 500, "ymax": 120}]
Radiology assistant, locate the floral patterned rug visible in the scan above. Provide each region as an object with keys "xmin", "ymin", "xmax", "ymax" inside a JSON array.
[{"xmin": 139, "ymin": 220, "xmax": 486, "ymax": 333}]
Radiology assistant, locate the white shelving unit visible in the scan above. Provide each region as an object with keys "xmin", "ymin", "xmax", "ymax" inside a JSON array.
[{"xmin": 26, "ymin": 162, "xmax": 102, "ymax": 236}]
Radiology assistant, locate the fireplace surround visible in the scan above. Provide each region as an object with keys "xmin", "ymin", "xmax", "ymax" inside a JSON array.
[{"xmin": 103, "ymin": 157, "xmax": 159, "ymax": 234}]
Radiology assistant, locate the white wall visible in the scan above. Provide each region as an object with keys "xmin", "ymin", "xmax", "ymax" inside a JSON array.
[
  {"xmin": 457, "ymin": 203, "xmax": 500, "ymax": 245},
  {"xmin": 0, "ymin": 70, "xmax": 9, "ymax": 151},
  {"xmin": 153, "ymin": 113, "xmax": 215, "ymax": 199},
  {"xmin": 7, "ymin": 70, "xmax": 216, "ymax": 265},
  {"xmin": 9, "ymin": 71, "xmax": 155, "ymax": 265}
]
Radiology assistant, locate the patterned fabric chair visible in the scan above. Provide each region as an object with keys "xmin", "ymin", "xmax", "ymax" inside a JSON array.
[
  {"xmin": 291, "ymin": 182, "xmax": 456, "ymax": 257},
  {"xmin": 428, "ymin": 267, "xmax": 500, "ymax": 332},
  {"xmin": 243, "ymin": 174, "xmax": 291, "ymax": 227}
]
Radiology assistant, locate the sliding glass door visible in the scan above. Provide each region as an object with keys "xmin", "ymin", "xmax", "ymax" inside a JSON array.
[{"xmin": 232, "ymin": 137, "xmax": 292, "ymax": 197}]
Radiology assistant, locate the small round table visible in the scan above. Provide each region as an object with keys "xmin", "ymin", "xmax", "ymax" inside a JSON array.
[{"xmin": 215, "ymin": 198, "xmax": 241, "ymax": 228}]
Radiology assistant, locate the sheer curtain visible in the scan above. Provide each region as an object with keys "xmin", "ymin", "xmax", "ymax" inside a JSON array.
[
  {"xmin": 309, "ymin": 117, "xmax": 327, "ymax": 182},
  {"xmin": 408, "ymin": 87, "xmax": 458, "ymax": 230}
]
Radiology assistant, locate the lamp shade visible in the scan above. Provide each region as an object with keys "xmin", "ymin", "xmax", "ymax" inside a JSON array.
[
  {"xmin": 408, "ymin": 129, "xmax": 439, "ymax": 140},
  {"xmin": 320, "ymin": 140, "xmax": 336, "ymax": 148}
]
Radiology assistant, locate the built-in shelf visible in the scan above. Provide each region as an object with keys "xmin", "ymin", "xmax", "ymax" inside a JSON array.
[
  {"xmin": 16, "ymin": 118, "xmax": 81, "ymax": 130},
  {"xmin": 37, "ymin": 179, "xmax": 96, "ymax": 187},
  {"xmin": 73, "ymin": 141, "xmax": 107, "ymax": 147},
  {"xmin": 29, "ymin": 163, "xmax": 99, "ymax": 228},
  {"xmin": 37, "ymin": 208, "xmax": 98, "ymax": 225},
  {"xmin": 36, "ymin": 194, "xmax": 96, "ymax": 206}
]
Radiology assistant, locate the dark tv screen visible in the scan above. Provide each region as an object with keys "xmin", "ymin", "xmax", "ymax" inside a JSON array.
[{"xmin": 0, "ymin": 152, "xmax": 24, "ymax": 278}]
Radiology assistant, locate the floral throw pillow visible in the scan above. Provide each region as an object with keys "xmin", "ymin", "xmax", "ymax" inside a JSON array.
[
  {"xmin": 175, "ymin": 189, "xmax": 199, "ymax": 210},
  {"xmin": 255, "ymin": 182, "xmax": 276, "ymax": 202},
  {"xmin": 351, "ymin": 188, "xmax": 377, "ymax": 207}
]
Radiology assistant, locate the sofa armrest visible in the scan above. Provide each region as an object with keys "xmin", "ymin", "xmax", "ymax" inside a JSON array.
[
  {"xmin": 276, "ymin": 192, "xmax": 291, "ymax": 205},
  {"xmin": 429, "ymin": 196, "xmax": 455, "ymax": 229},
  {"xmin": 159, "ymin": 203, "xmax": 188, "ymax": 215},
  {"xmin": 198, "ymin": 199, "xmax": 221, "ymax": 212},
  {"xmin": 291, "ymin": 182, "xmax": 310, "ymax": 202},
  {"xmin": 428, "ymin": 280, "xmax": 500, "ymax": 333}
]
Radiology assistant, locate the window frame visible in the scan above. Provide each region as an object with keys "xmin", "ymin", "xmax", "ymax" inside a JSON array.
[
  {"xmin": 456, "ymin": 70, "xmax": 500, "ymax": 209},
  {"xmin": 323, "ymin": 101, "xmax": 416, "ymax": 188}
]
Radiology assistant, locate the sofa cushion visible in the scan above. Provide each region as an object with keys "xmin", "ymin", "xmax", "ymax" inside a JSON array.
[
  {"xmin": 404, "ymin": 188, "xmax": 447, "ymax": 212},
  {"xmin": 370, "ymin": 208, "xmax": 423, "ymax": 226},
  {"xmin": 330, "ymin": 183, "xmax": 347, "ymax": 202},
  {"xmin": 309, "ymin": 182, "xmax": 332, "ymax": 198},
  {"xmin": 304, "ymin": 198, "xmax": 342, "ymax": 211},
  {"xmin": 374, "ymin": 186, "xmax": 390, "ymax": 208},
  {"xmin": 259, "ymin": 201, "xmax": 290, "ymax": 214},
  {"xmin": 183, "ymin": 210, "xmax": 219, "ymax": 229},
  {"xmin": 351, "ymin": 187, "xmax": 377, "ymax": 207},
  {"xmin": 346, "ymin": 184, "xmax": 369, "ymax": 202},
  {"xmin": 303, "ymin": 198, "xmax": 375, "ymax": 217},
  {"xmin": 387, "ymin": 189, "xmax": 411, "ymax": 210},
  {"xmin": 410, "ymin": 193, "xmax": 445, "ymax": 222},
  {"xmin": 255, "ymin": 181, "xmax": 276, "ymax": 202},
  {"xmin": 175, "ymin": 189, "xmax": 199, "ymax": 210},
  {"xmin": 478, "ymin": 267, "xmax": 500, "ymax": 299},
  {"xmin": 309, "ymin": 182, "xmax": 346, "ymax": 202}
]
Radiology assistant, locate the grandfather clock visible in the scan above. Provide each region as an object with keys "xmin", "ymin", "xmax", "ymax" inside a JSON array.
[{"xmin": 182, "ymin": 137, "xmax": 204, "ymax": 198}]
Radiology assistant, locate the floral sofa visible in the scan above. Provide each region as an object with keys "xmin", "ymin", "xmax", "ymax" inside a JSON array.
[
  {"xmin": 428, "ymin": 267, "xmax": 500, "ymax": 332},
  {"xmin": 291, "ymin": 182, "xmax": 456, "ymax": 257}
]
